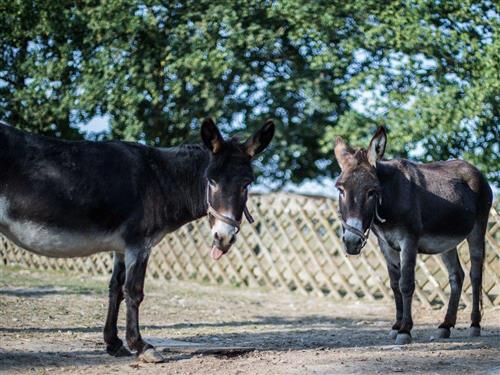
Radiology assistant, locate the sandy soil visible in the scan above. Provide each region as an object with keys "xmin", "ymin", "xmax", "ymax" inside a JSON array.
[{"xmin": 0, "ymin": 265, "xmax": 499, "ymax": 375}]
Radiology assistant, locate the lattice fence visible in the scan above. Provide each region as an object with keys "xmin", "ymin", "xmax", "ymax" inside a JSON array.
[{"xmin": 1, "ymin": 193, "xmax": 498, "ymax": 309}]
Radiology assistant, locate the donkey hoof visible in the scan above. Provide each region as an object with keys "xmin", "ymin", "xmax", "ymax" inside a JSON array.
[
  {"xmin": 107, "ymin": 344, "xmax": 132, "ymax": 357},
  {"xmin": 395, "ymin": 333, "xmax": 412, "ymax": 345},
  {"xmin": 115, "ymin": 346, "xmax": 133, "ymax": 357},
  {"xmin": 436, "ymin": 327, "xmax": 451, "ymax": 339},
  {"xmin": 388, "ymin": 329, "xmax": 398, "ymax": 339},
  {"xmin": 139, "ymin": 348, "xmax": 164, "ymax": 363},
  {"xmin": 469, "ymin": 326, "xmax": 481, "ymax": 337}
]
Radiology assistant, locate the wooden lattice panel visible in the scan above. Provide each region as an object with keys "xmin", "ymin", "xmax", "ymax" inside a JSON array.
[{"xmin": 1, "ymin": 193, "xmax": 498, "ymax": 309}]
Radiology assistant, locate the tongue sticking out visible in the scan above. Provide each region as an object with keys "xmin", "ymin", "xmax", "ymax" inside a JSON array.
[{"xmin": 211, "ymin": 246, "xmax": 224, "ymax": 260}]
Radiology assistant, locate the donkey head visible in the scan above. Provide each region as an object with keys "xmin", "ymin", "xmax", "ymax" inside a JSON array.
[
  {"xmin": 201, "ymin": 118, "xmax": 275, "ymax": 260},
  {"xmin": 334, "ymin": 126, "xmax": 387, "ymax": 255}
]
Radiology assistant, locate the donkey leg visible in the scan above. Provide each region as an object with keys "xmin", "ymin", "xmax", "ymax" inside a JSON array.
[
  {"xmin": 435, "ymin": 248, "xmax": 464, "ymax": 339},
  {"xmin": 124, "ymin": 247, "xmax": 164, "ymax": 363},
  {"xmin": 381, "ymin": 243, "xmax": 403, "ymax": 339},
  {"xmin": 103, "ymin": 253, "xmax": 131, "ymax": 356},
  {"xmin": 395, "ymin": 241, "xmax": 417, "ymax": 345},
  {"xmin": 467, "ymin": 220, "xmax": 487, "ymax": 337}
]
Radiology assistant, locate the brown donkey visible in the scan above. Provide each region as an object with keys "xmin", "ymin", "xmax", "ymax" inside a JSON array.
[{"xmin": 334, "ymin": 127, "xmax": 493, "ymax": 345}]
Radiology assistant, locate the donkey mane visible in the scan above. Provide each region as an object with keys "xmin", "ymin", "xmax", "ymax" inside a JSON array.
[
  {"xmin": 223, "ymin": 139, "xmax": 249, "ymax": 156},
  {"xmin": 154, "ymin": 138, "xmax": 250, "ymax": 223},
  {"xmin": 155, "ymin": 145, "xmax": 210, "ymax": 222},
  {"xmin": 353, "ymin": 149, "xmax": 369, "ymax": 163}
]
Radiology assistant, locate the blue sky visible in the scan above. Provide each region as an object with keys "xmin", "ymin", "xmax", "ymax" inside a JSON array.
[{"xmin": 82, "ymin": 115, "xmax": 110, "ymax": 134}]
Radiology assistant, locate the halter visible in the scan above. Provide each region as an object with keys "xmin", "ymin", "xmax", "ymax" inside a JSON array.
[
  {"xmin": 206, "ymin": 184, "xmax": 254, "ymax": 233},
  {"xmin": 338, "ymin": 195, "xmax": 386, "ymax": 249}
]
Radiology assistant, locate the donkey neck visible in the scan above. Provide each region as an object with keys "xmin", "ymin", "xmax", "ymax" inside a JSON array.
[
  {"xmin": 155, "ymin": 145, "xmax": 210, "ymax": 225},
  {"xmin": 374, "ymin": 161, "xmax": 402, "ymax": 224}
]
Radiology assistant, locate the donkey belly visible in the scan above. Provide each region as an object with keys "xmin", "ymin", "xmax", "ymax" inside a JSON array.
[
  {"xmin": 0, "ymin": 198, "xmax": 125, "ymax": 258},
  {"xmin": 0, "ymin": 221, "xmax": 125, "ymax": 258},
  {"xmin": 417, "ymin": 210, "xmax": 473, "ymax": 254},
  {"xmin": 0, "ymin": 222, "xmax": 125, "ymax": 258},
  {"xmin": 417, "ymin": 192, "xmax": 476, "ymax": 254},
  {"xmin": 417, "ymin": 234, "xmax": 466, "ymax": 254}
]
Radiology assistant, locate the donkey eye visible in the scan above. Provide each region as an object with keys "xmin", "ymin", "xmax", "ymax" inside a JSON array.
[
  {"xmin": 337, "ymin": 187, "xmax": 345, "ymax": 197},
  {"xmin": 209, "ymin": 179, "xmax": 217, "ymax": 189},
  {"xmin": 367, "ymin": 190, "xmax": 376, "ymax": 198}
]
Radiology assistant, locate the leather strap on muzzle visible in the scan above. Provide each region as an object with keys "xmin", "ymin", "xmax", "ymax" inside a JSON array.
[
  {"xmin": 339, "ymin": 216, "xmax": 370, "ymax": 248},
  {"xmin": 206, "ymin": 186, "xmax": 254, "ymax": 233},
  {"xmin": 339, "ymin": 196, "xmax": 386, "ymax": 250}
]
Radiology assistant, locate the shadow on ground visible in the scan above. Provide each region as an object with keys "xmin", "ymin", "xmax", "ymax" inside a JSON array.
[
  {"xmin": 2, "ymin": 266, "xmax": 499, "ymax": 373},
  {"xmin": 1, "ymin": 315, "xmax": 499, "ymax": 371},
  {"xmin": 0, "ymin": 286, "xmax": 103, "ymax": 297},
  {"xmin": 0, "ymin": 315, "xmax": 363, "ymax": 334}
]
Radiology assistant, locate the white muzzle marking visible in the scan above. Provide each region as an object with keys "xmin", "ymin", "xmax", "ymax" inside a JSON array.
[
  {"xmin": 211, "ymin": 211, "xmax": 237, "ymax": 247},
  {"xmin": 345, "ymin": 218, "xmax": 363, "ymax": 232}
]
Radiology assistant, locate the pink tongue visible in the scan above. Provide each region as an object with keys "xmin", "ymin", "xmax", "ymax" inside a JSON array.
[{"xmin": 211, "ymin": 246, "xmax": 224, "ymax": 260}]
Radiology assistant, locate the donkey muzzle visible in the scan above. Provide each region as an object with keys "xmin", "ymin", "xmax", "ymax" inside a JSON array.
[
  {"xmin": 343, "ymin": 231, "xmax": 363, "ymax": 255},
  {"xmin": 211, "ymin": 230, "xmax": 237, "ymax": 260},
  {"xmin": 341, "ymin": 218, "xmax": 366, "ymax": 255}
]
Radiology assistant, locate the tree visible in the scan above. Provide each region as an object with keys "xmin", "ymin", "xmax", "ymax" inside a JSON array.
[
  {"xmin": 1, "ymin": 0, "xmax": 498, "ymax": 185},
  {"xmin": 0, "ymin": 1, "xmax": 87, "ymax": 139}
]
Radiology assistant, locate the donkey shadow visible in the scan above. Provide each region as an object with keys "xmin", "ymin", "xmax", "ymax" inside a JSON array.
[
  {"xmin": 1, "ymin": 314, "xmax": 499, "ymax": 371},
  {"xmin": 0, "ymin": 285, "xmax": 101, "ymax": 297}
]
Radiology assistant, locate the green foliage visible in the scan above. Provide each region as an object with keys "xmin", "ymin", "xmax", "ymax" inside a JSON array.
[{"xmin": 0, "ymin": 0, "xmax": 498, "ymax": 185}]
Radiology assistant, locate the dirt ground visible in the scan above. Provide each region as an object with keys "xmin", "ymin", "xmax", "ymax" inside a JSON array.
[{"xmin": 0, "ymin": 265, "xmax": 499, "ymax": 375}]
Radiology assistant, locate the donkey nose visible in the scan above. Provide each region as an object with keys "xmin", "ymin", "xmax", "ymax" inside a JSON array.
[
  {"xmin": 342, "ymin": 218, "xmax": 364, "ymax": 255},
  {"xmin": 213, "ymin": 231, "xmax": 235, "ymax": 250},
  {"xmin": 343, "ymin": 232, "xmax": 363, "ymax": 255},
  {"xmin": 212, "ymin": 221, "xmax": 237, "ymax": 249}
]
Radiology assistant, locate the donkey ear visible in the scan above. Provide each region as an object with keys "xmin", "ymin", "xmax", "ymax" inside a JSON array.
[
  {"xmin": 201, "ymin": 118, "xmax": 224, "ymax": 154},
  {"xmin": 367, "ymin": 126, "xmax": 387, "ymax": 167},
  {"xmin": 244, "ymin": 120, "xmax": 275, "ymax": 158},
  {"xmin": 334, "ymin": 137, "xmax": 355, "ymax": 170}
]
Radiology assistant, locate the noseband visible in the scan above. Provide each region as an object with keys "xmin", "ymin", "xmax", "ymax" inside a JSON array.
[
  {"xmin": 206, "ymin": 184, "xmax": 254, "ymax": 233},
  {"xmin": 339, "ymin": 195, "xmax": 386, "ymax": 249}
]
